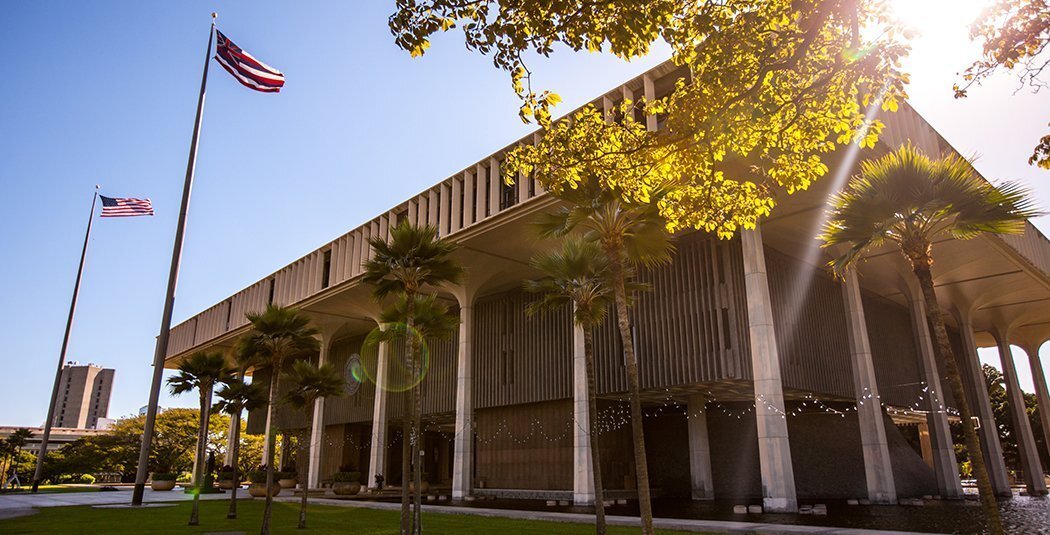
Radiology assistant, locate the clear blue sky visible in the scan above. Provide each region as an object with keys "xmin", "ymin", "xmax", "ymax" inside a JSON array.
[{"xmin": 1, "ymin": 1, "xmax": 1047, "ymax": 426}]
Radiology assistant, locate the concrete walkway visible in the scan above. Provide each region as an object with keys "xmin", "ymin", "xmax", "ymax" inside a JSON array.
[
  {"xmin": 0, "ymin": 486, "xmax": 237, "ymax": 519},
  {"xmin": 275, "ymin": 496, "xmax": 950, "ymax": 535}
]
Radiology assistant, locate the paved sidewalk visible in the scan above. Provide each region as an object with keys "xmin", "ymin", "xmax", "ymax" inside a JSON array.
[
  {"xmin": 275, "ymin": 496, "xmax": 950, "ymax": 535},
  {"xmin": 0, "ymin": 487, "xmax": 236, "ymax": 518}
]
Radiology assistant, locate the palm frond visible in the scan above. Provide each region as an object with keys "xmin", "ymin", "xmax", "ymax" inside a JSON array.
[
  {"xmin": 821, "ymin": 143, "xmax": 1042, "ymax": 276},
  {"xmin": 280, "ymin": 360, "xmax": 345, "ymax": 411}
]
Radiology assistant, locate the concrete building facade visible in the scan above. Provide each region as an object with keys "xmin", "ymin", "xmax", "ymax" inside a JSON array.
[
  {"xmin": 54, "ymin": 362, "xmax": 115, "ymax": 429},
  {"xmin": 162, "ymin": 61, "xmax": 1050, "ymax": 508}
]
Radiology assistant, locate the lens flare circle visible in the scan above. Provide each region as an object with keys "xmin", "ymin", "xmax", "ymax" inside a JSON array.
[{"xmin": 359, "ymin": 323, "xmax": 430, "ymax": 393}]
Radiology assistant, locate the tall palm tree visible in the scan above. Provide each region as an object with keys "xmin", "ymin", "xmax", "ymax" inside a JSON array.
[
  {"xmin": 167, "ymin": 351, "xmax": 233, "ymax": 526},
  {"xmin": 524, "ymin": 238, "xmax": 644, "ymax": 535},
  {"xmin": 0, "ymin": 439, "xmax": 14, "ymax": 489},
  {"xmin": 822, "ymin": 144, "xmax": 1041, "ymax": 535},
  {"xmin": 281, "ymin": 360, "xmax": 345, "ymax": 529},
  {"xmin": 536, "ymin": 179, "xmax": 673, "ymax": 535},
  {"xmin": 240, "ymin": 305, "xmax": 320, "ymax": 535},
  {"xmin": 363, "ymin": 221, "xmax": 462, "ymax": 535},
  {"xmin": 213, "ymin": 373, "xmax": 268, "ymax": 520}
]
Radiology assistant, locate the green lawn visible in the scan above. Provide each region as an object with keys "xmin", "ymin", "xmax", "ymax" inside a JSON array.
[
  {"xmin": 0, "ymin": 485, "xmax": 102, "ymax": 495},
  {"xmin": 0, "ymin": 500, "xmax": 701, "ymax": 534}
]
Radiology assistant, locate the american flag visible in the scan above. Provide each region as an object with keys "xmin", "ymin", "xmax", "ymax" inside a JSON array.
[
  {"xmin": 100, "ymin": 196, "xmax": 154, "ymax": 217},
  {"xmin": 214, "ymin": 30, "xmax": 285, "ymax": 93}
]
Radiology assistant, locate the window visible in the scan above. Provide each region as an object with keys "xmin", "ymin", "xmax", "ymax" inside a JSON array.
[
  {"xmin": 225, "ymin": 299, "xmax": 233, "ymax": 330},
  {"xmin": 267, "ymin": 278, "xmax": 276, "ymax": 304},
  {"xmin": 322, "ymin": 250, "xmax": 332, "ymax": 289},
  {"xmin": 396, "ymin": 210, "xmax": 407, "ymax": 226}
]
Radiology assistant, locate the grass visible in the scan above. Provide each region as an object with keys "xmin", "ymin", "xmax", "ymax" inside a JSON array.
[
  {"xmin": 0, "ymin": 499, "xmax": 702, "ymax": 534},
  {"xmin": 0, "ymin": 485, "xmax": 102, "ymax": 495}
]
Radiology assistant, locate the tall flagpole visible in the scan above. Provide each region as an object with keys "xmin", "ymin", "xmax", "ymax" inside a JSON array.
[
  {"xmin": 131, "ymin": 13, "xmax": 216, "ymax": 506},
  {"xmin": 30, "ymin": 185, "xmax": 100, "ymax": 493}
]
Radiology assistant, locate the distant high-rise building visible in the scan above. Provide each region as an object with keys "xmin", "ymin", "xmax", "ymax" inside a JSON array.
[{"xmin": 53, "ymin": 362, "xmax": 114, "ymax": 429}]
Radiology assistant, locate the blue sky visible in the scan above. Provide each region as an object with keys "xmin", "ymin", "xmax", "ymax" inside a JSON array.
[{"xmin": 1, "ymin": 1, "xmax": 1048, "ymax": 426}]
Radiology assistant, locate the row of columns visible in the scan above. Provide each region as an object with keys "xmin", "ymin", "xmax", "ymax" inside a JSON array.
[{"xmin": 281, "ymin": 225, "xmax": 1048, "ymax": 507}]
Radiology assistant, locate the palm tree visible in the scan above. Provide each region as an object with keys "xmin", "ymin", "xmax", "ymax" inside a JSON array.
[
  {"xmin": 168, "ymin": 351, "xmax": 233, "ymax": 526},
  {"xmin": 213, "ymin": 373, "xmax": 268, "ymax": 520},
  {"xmin": 3, "ymin": 429, "xmax": 33, "ymax": 487},
  {"xmin": 0, "ymin": 439, "xmax": 15, "ymax": 489},
  {"xmin": 280, "ymin": 360, "xmax": 345, "ymax": 529},
  {"xmin": 363, "ymin": 221, "xmax": 463, "ymax": 535},
  {"xmin": 524, "ymin": 238, "xmax": 643, "ymax": 535},
  {"xmin": 536, "ymin": 179, "xmax": 673, "ymax": 535},
  {"xmin": 821, "ymin": 144, "xmax": 1041, "ymax": 535},
  {"xmin": 240, "ymin": 305, "xmax": 320, "ymax": 535}
]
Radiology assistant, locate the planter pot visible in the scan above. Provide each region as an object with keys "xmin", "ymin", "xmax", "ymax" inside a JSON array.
[
  {"xmin": 408, "ymin": 481, "xmax": 430, "ymax": 494},
  {"xmin": 332, "ymin": 481, "xmax": 361, "ymax": 496},
  {"xmin": 278, "ymin": 478, "xmax": 297, "ymax": 489},
  {"xmin": 248, "ymin": 483, "xmax": 282, "ymax": 497},
  {"xmin": 217, "ymin": 479, "xmax": 236, "ymax": 490},
  {"xmin": 150, "ymin": 480, "xmax": 177, "ymax": 491}
]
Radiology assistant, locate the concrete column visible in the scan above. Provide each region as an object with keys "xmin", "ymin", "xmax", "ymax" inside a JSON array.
[
  {"xmin": 224, "ymin": 414, "xmax": 238, "ymax": 466},
  {"xmin": 367, "ymin": 340, "xmax": 390, "ymax": 490},
  {"xmin": 278, "ymin": 432, "xmax": 291, "ymax": 470},
  {"xmin": 687, "ymin": 394, "xmax": 714, "ymax": 500},
  {"xmin": 917, "ymin": 423, "xmax": 934, "ymax": 468},
  {"xmin": 451, "ymin": 177, "xmax": 463, "ymax": 233},
  {"xmin": 842, "ymin": 271, "xmax": 897, "ymax": 503},
  {"xmin": 488, "ymin": 158, "xmax": 500, "ymax": 216},
  {"xmin": 440, "ymin": 183, "xmax": 452, "ymax": 235},
  {"xmin": 739, "ymin": 227, "xmax": 797, "ymax": 513},
  {"xmin": 957, "ymin": 316, "xmax": 1011, "ymax": 496},
  {"xmin": 906, "ymin": 285, "xmax": 962, "ymax": 498},
  {"xmin": 452, "ymin": 303, "xmax": 474, "ymax": 499},
  {"xmin": 571, "ymin": 316, "xmax": 594, "ymax": 505},
  {"xmin": 407, "ymin": 199, "xmax": 417, "ymax": 228},
  {"xmin": 428, "ymin": 189, "xmax": 439, "ymax": 228},
  {"xmin": 995, "ymin": 335, "xmax": 1047, "ymax": 494},
  {"xmin": 307, "ymin": 340, "xmax": 329, "ymax": 488},
  {"xmin": 531, "ymin": 133, "xmax": 546, "ymax": 195},
  {"xmin": 642, "ymin": 74, "xmax": 657, "ymax": 131},
  {"xmin": 463, "ymin": 171, "xmax": 476, "ymax": 227},
  {"xmin": 1025, "ymin": 343, "xmax": 1050, "ymax": 461}
]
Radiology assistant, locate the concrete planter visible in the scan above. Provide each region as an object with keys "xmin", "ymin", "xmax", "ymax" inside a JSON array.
[
  {"xmin": 248, "ymin": 483, "xmax": 282, "ymax": 497},
  {"xmin": 278, "ymin": 478, "xmax": 297, "ymax": 489},
  {"xmin": 150, "ymin": 479, "xmax": 177, "ymax": 491},
  {"xmin": 217, "ymin": 479, "xmax": 237, "ymax": 490},
  {"xmin": 408, "ymin": 481, "xmax": 430, "ymax": 494},
  {"xmin": 332, "ymin": 481, "xmax": 361, "ymax": 496}
]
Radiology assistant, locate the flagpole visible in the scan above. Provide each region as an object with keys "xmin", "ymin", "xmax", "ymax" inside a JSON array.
[
  {"xmin": 131, "ymin": 13, "xmax": 216, "ymax": 506},
  {"xmin": 30, "ymin": 185, "xmax": 101, "ymax": 493}
]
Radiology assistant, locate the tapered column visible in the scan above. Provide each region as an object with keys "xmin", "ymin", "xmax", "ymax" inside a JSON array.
[
  {"xmin": 488, "ymin": 158, "xmax": 500, "ymax": 216},
  {"xmin": 687, "ymin": 394, "xmax": 714, "ymax": 500},
  {"xmin": 452, "ymin": 304, "xmax": 474, "ymax": 499},
  {"xmin": 995, "ymin": 334, "xmax": 1047, "ymax": 494},
  {"xmin": 307, "ymin": 341, "xmax": 329, "ymax": 488},
  {"xmin": 740, "ymin": 227, "xmax": 797, "ymax": 513},
  {"xmin": 572, "ymin": 317, "xmax": 594, "ymax": 505},
  {"xmin": 842, "ymin": 271, "xmax": 897, "ymax": 503},
  {"xmin": 1025, "ymin": 343, "xmax": 1050, "ymax": 461},
  {"xmin": 907, "ymin": 289, "xmax": 962, "ymax": 498},
  {"xmin": 957, "ymin": 315, "xmax": 1011, "ymax": 496},
  {"xmin": 367, "ymin": 340, "xmax": 390, "ymax": 490},
  {"xmin": 224, "ymin": 415, "xmax": 238, "ymax": 466}
]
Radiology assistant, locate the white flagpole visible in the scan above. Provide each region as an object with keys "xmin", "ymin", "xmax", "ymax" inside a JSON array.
[
  {"xmin": 131, "ymin": 13, "xmax": 216, "ymax": 506},
  {"xmin": 30, "ymin": 185, "xmax": 100, "ymax": 492}
]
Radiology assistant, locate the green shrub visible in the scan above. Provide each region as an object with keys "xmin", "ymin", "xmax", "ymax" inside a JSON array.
[
  {"xmin": 77, "ymin": 474, "xmax": 96, "ymax": 484},
  {"xmin": 332, "ymin": 471, "xmax": 361, "ymax": 483},
  {"xmin": 276, "ymin": 471, "xmax": 296, "ymax": 480},
  {"xmin": 151, "ymin": 472, "xmax": 177, "ymax": 481},
  {"xmin": 247, "ymin": 470, "xmax": 268, "ymax": 484}
]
